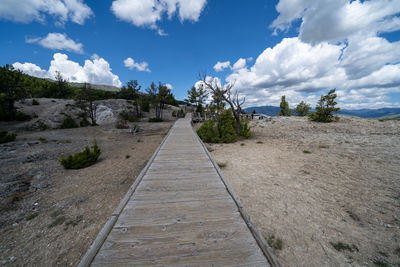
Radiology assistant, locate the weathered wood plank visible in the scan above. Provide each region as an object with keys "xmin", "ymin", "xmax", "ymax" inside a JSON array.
[{"xmin": 87, "ymin": 117, "xmax": 272, "ymax": 266}]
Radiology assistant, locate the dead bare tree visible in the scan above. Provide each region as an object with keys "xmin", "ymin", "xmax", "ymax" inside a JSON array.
[{"xmin": 198, "ymin": 72, "xmax": 245, "ymax": 134}]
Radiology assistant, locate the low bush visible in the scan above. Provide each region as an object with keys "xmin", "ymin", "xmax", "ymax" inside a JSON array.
[
  {"xmin": 60, "ymin": 116, "xmax": 79, "ymax": 129},
  {"xmin": 79, "ymin": 117, "xmax": 90, "ymax": 127},
  {"xmin": 15, "ymin": 111, "xmax": 31, "ymax": 121},
  {"xmin": 197, "ymin": 119, "xmax": 221, "ymax": 143},
  {"xmin": 197, "ymin": 109, "xmax": 250, "ymax": 143},
  {"xmin": 60, "ymin": 141, "xmax": 101, "ymax": 169},
  {"xmin": 0, "ymin": 130, "xmax": 16, "ymax": 144},
  {"xmin": 32, "ymin": 99, "xmax": 40, "ymax": 105},
  {"xmin": 115, "ymin": 120, "xmax": 129, "ymax": 129},
  {"xmin": 239, "ymin": 120, "xmax": 251, "ymax": 138},
  {"xmin": 148, "ymin": 117, "xmax": 163, "ymax": 122},
  {"xmin": 119, "ymin": 110, "xmax": 139, "ymax": 122}
]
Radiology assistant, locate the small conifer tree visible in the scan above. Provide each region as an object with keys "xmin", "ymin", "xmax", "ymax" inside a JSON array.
[
  {"xmin": 279, "ymin": 95, "xmax": 291, "ymax": 116},
  {"xmin": 295, "ymin": 101, "xmax": 311, "ymax": 116},
  {"xmin": 309, "ymin": 89, "xmax": 340, "ymax": 122}
]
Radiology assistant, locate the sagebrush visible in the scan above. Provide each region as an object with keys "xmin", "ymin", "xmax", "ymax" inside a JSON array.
[{"xmin": 0, "ymin": 130, "xmax": 16, "ymax": 144}]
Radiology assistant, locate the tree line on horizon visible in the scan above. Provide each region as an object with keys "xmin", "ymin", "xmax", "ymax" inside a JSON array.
[{"xmin": 0, "ymin": 64, "xmax": 179, "ymax": 122}]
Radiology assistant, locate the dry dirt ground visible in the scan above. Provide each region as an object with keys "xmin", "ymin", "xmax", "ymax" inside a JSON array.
[
  {"xmin": 0, "ymin": 115, "xmax": 172, "ymax": 265},
  {"xmin": 208, "ymin": 116, "xmax": 400, "ymax": 267}
]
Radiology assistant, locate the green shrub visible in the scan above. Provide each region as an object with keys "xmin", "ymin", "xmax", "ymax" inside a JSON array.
[
  {"xmin": 60, "ymin": 141, "xmax": 101, "ymax": 169},
  {"xmin": 32, "ymin": 99, "xmax": 40, "ymax": 105},
  {"xmin": 79, "ymin": 117, "xmax": 90, "ymax": 127},
  {"xmin": 0, "ymin": 130, "xmax": 16, "ymax": 144},
  {"xmin": 60, "ymin": 116, "xmax": 79, "ymax": 129},
  {"xmin": 309, "ymin": 89, "xmax": 340, "ymax": 122},
  {"xmin": 34, "ymin": 119, "xmax": 48, "ymax": 130},
  {"xmin": 15, "ymin": 111, "xmax": 31, "ymax": 121},
  {"xmin": 239, "ymin": 120, "xmax": 251, "ymax": 138},
  {"xmin": 217, "ymin": 110, "xmax": 237, "ymax": 143},
  {"xmin": 148, "ymin": 117, "xmax": 163, "ymax": 122},
  {"xmin": 197, "ymin": 119, "xmax": 221, "ymax": 143},
  {"xmin": 119, "ymin": 110, "xmax": 138, "ymax": 122}
]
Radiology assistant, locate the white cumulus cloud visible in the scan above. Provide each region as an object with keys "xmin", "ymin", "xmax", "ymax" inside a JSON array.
[
  {"xmin": 111, "ymin": 0, "xmax": 207, "ymax": 35},
  {"xmin": 165, "ymin": 83, "xmax": 173, "ymax": 89},
  {"xmin": 13, "ymin": 53, "xmax": 122, "ymax": 87},
  {"xmin": 123, "ymin": 57, "xmax": 151, "ymax": 72},
  {"xmin": 232, "ymin": 58, "xmax": 247, "ymax": 71},
  {"xmin": 270, "ymin": 0, "xmax": 400, "ymax": 44},
  {"xmin": 0, "ymin": 0, "xmax": 93, "ymax": 25},
  {"xmin": 213, "ymin": 61, "xmax": 230, "ymax": 72},
  {"xmin": 26, "ymin": 33, "xmax": 83, "ymax": 54}
]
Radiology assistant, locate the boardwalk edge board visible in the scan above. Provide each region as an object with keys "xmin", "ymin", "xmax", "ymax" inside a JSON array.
[
  {"xmin": 191, "ymin": 124, "xmax": 282, "ymax": 267},
  {"xmin": 78, "ymin": 121, "xmax": 177, "ymax": 267}
]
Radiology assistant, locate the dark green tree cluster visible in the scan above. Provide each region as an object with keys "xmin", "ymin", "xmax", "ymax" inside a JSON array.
[
  {"xmin": 197, "ymin": 109, "xmax": 250, "ymax": 143},
  {"xmin": 0, "ymin": 65, "xmax": 26, "ymax": 120},
  {"xmin": 309, "ymin": 89, "xmax": 340, "ymax": 122},
  {"xmin": 60, "ymin": 141, "xmax": 101, "ymax": 169}
]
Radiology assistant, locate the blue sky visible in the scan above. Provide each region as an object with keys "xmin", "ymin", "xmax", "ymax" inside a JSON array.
[{"xmin": 1, "ymin": 0, "xmax": 400, "ymax": 109}]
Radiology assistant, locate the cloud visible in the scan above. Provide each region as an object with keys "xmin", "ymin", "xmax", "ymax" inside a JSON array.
[
  {"xmin": 13, "ymin": 53, "xmax": 122, "ymax": 87},
  {"xmin": 213, "ymin": 61, "xmax": 231, "ymax": 72},
  {"xmin": 111, "ymin": 0, "xmax": 207, "ymax": 34},
  {"xmin": 0, "ymin": 0, "xmax": 93, "ymax": 25},
  {"xmin": 26, "ymin": 33, "xmax": 83, "ymax": 54},
  {"xmin": 123, "ymin": 57, "xmax": 151, "ymax": 72},
  {"xmin": 211, "ymin": 37, "xmax": 400, "ymax": 109},
  {"xmin": 165, "ymin": 83, "xmax": 173, "ymax": 89},
  {"xmin": 204, "ymin": 0, "xmax": 400, "ymax": 109},
  {"xmin": 270, "ymin": 0, "xmax": 400, "ymax": 44},
  {"xmin": 232, "ymin": 58, "xmax": 246, "ymax": 71}
]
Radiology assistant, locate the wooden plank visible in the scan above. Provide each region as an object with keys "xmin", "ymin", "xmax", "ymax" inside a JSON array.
[{"xmin": 86, "ymin": 117, "xmax": 272, "ymax": 266}]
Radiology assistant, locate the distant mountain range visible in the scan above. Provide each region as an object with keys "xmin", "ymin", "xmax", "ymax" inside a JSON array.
[{"xmin": 244, "ymin": 106, "xmax": 400, "ymax": 119}]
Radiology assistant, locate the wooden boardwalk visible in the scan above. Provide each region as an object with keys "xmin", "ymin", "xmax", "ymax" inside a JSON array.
[{"xmin": 81, "ymin": 117, "xmax": 275, "ymax": 266}]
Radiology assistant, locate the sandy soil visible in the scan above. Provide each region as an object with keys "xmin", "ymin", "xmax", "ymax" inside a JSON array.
[
  {"xmin": 209, "ymin": 116, "xmax": 400, "ymax": 267},
  {"xmin": 0, "ymin": 110, "xmax": 172, "ymax": 265}
]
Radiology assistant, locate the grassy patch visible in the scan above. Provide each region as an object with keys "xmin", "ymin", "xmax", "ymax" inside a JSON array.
[
  {"xmin": 38, "ymin": 137, "xmax": 47, "ymax": 142},
  {"xmin": 26, "ymin": 212, "xmax": 39, "ymax": 221},
  {"xmin": 303, "ymin": 150, "xmax": 311, "ymax": 154},
  {"xmin": 345, "ymin": 140, "xmax": 350, "ymax": 144},
  {"xmin": 301, "ymin": 170, "xmax": 310, "ymax": 175},
  {"xmin": 256, "ymin": 141, "xmax": 263, "ymax": 144},
  {"xmin": 217, "ymin": 161, "xmax": 227, "ymax": 168},
  {"xmin": 125, "ymin": 155, "xmax": 130, "ymax": 159},
  {"xmin": 318, "ymin": 144, "xmax": 329, "ymax": 148},
  {"xmin": 32, "ymin": 99, "xmax": 40, "ymax": 105},
  {"xmin": 206, "ymin": 146, "xmax": 214, "ymax": 152},
  {"xmin": 330, "ymin": 242, "xmax": 357, "ymax": 252},
  {"xmin": 137, "ymin": 139, "xmax": 142, "ymax": 143},
  {"xmin": 240, "ymin": 143, "xmax": 245, "ymax": 146},
  {"xmin": 267, "ymin": 235, "xmax": 283, "ymax": 250}
]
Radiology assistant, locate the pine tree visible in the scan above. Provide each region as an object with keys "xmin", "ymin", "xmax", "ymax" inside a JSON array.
[
  {"xmin": 279, "ymin": 95, "xmax": 291, "ymax": 116},
  {"xmin": 309, "ymin": 89, "xmax": 340, "ymax": 122}
]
